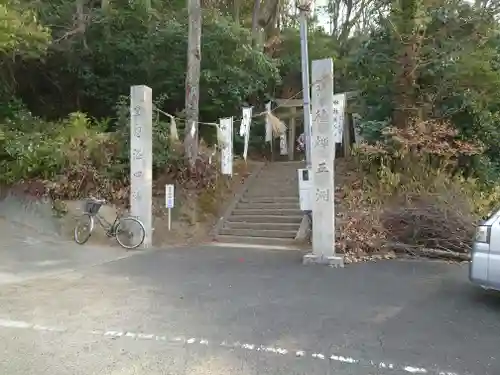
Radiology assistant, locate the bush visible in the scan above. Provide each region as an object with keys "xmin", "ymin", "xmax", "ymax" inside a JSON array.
[
  {"xmin": 339, "ymin": 120, "xmax": 500, "ymax": 259},
  {"xmin": 0, "ymin": 99, "xmax": 225, "ymax": 212},
  {"xmin": 0, "ymin": 110, "xmax": 126, "ymax": 201}
]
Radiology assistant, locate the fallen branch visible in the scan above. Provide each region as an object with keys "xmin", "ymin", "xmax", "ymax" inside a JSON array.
[{"xmin": 385, "ymin": 242, "xmax": 470, "ymax": 262}]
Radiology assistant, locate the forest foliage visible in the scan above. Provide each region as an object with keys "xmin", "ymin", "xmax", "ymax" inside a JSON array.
[{"xmin": 3, "ymin": 0, "xmax": 500, "ymax": 254}]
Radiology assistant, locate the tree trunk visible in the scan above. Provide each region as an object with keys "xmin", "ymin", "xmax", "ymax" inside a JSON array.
[
  {"xmin": 390, "ymin": 0, "xmax": 427, "ymax": 128},
  {"xmin": 101, "ymin": 0, "xmax": 110, "ymax": 10},
  {"xmin": 251, "ymin": 0, "xmax": 261, "ymax": 46},
  {"xmin": 392, "ymin": 37, "xmax": 420, "ymax": 128},
  {"xmin": 258, "ymin": 0, "xmax": 280, "ymax": 35},
  {"xmin": 233, "ymin": 0, "xmax": 241, "ymax": 24},
  {"xmin": 185, "ymin": 0, "xmax": 202, "ymax": 165}
]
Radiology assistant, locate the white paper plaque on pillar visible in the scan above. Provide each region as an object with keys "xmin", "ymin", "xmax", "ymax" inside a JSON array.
[
  {"xmin": 332, "ymin": 93, "xmax": 346, "ymax": 144},
  {"xmin": 303, "ymin": 59, "xmax": 343, "ymax": 267},
  {"xmin": 220, "ymin": 117, "xmax": 233, "ymax": 175},
  {"xmin": 130, "ymin": 85, "xmax": 153, "ymax": 248}
]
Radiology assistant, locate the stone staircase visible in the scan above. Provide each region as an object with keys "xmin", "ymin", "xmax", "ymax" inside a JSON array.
[{"xmin": 214, "ymin": 161, "xmax": 304, "ymax": 246}]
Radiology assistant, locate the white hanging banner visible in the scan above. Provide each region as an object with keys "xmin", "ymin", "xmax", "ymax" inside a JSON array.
[
  {"xmin": 280, "ymin": 132, "xmax": 288, "ymax": 155},
  {"xmin": 332, "ymin": 93, "xmax": 346, "ymax": 143},
  {"xmin": 216, "ymin": 125, "xmax": 227, "ymax": 147},
  {"xmin": 240, "ymin": 107, "xmax": 252, "ymax": 137},
  {"xmin": 265, "ymin": 102, "xmax": 272, "ymax": 142},
  {"xmin": 220, "ymin": 117, "xmax": 233, "ymax": 175},
  {"xmin": 242, "ymin": 107, "xmax": 253, "ymax": 160}
]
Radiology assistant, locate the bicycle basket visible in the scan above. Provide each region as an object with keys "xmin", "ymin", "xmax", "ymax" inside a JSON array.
[{"xmin": 83, "ymin": 200, "xmax": 103, "ymax": 215}]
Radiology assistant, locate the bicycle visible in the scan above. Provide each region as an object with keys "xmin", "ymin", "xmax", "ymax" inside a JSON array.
[{"xmin": 73, "ymin": 198, "xmax": 146, "ymax": 249}]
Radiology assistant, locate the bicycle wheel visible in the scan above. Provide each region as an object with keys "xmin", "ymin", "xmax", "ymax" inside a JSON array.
[
  {"xmin": 74, "ymin": 214, "xmax": 94, "ymax": 245},
  {"xmin": 115, "ymin": 216, "xmax": 146, "ymax": 249}
]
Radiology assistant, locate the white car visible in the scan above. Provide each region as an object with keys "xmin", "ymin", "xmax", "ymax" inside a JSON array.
[{"xmin": 470, "ymin": 209, "xmax": 500, "ymax": 291}]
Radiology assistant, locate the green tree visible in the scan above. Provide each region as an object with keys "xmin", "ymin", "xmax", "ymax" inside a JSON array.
[
  {"xmin": 0, "ymin": 0, "xmax": 49, "ymax": 56},
  {"xmin": 351, "ymin": 0, "xmax": 500, "ymax": 180}
]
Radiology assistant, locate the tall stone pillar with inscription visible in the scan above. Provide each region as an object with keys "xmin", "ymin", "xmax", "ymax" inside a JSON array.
[
  {"xmin": 303, "ymin": 59, "xmax": 344, "ymax": 267},
  {"xmin": 130, "ymin": 85, "xmax": 153, "ymax": 248}
]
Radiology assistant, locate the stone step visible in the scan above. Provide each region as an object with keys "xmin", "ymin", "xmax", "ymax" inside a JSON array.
[
  {"xmin": 251, "ymin": 178, "xmax": 298, "ymax": 183},
  {"xmin": 219, "ymin": 228, "xmax": 297, "ymax": 238},
  {"xmin": 248, "ymin": 188, "xmax": 298, "ymax": 191},
  {"xmin": 248, "ymin": 187, "xmax": 299, "ymax": 192},
  {"xmin": 248, "ymin": 189, "xmax": 298, "ymax": 195},
  {"xmin": 259, "ymin": 174, "xmax": 299, "ymax": 178},
  {"xmin": 245, "ymin": 194, "xmax": 299, "ymax": 199},
  {"xmin": 224, "ymin": 221, "xmax": 300, "ymax": 231},
  {"xmin": 240, "ymin": 196, "xmax": 298, "ymax": 204},
  {"xmin": 260, "ymin": 169, "xmax": 302, "ymax": 174},
  {"xmin": 214, "ymin": 235, "xmax": 297, "ymax": 246},
  {"xmin": 258, "ymin": 178, "xmax": 299, "ymax": 181},
  {"xmin": 228, "ymin": 215, "xmax": 303, "ymax": 223},
  {"xmin": 262, "ymin": 166, "xmax": 304, "ymax": 171},
  {"xmin": 257, "ymin": 175, "xmax": 299, "ymax": 180},
  {"xmin": 257, "ymin": 171, "xmax": 299, "ymax": 176},
  {"xmin": 251, "ymin": 180, "xmax": 299, "ymax": 186},
  {"xmin": 260, "ymin": 166, "xmax": 301, "ymax": 170},
  {"xmin": 248, "ymin": 184, "xmax": 298, "ymax": 188},
  {"xmin": 246, "ymin": 189, "xmax": 299, "ymax": 195},
  {"xmin": 260, "ymin": 178, "xmax": 299, "ymax": 180},
  {"xmin": 231, "ymin": 208, "xmax": 303, "ymax": 216},
  {"xmin": 254, "ymin": 175, "xmax": 298, "ymax": 180},
  {"xmin": 236, "ymin": 202, "xmax": 300, "ymax": 210}
]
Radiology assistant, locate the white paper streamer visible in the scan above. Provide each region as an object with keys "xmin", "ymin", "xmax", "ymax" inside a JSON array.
[
  {"xmin": 280, "ymin": 132, "xmax": 288, "ymax": 155},
  {"xmin": 240, "ymin": 107, "xmax": 252, "ymax": 137},
  {"xmin": 242, "ymin": 107, "xmax": 252, "ymax": 160},
  {"xmin": 265, "ymin": 102, "xmax": 272, "ymax": 142},
  {"xmin": 219, "ymin": 117, "xmax": 233, "ymax": 175},
  {"xmin": 170, "ymin": 116, "xmax": 179, "ymax": 142},
  {"xmin": 332, "ymin": 93, "xmax": 346, "ymax": 143}
]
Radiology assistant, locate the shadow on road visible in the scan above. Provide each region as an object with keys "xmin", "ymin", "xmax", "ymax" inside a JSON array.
[
  {"xmin": 0, "ymin": 192, "xmax": 132, "ymax": 284},
  {"xmin": 0, "ymin": 240, "xmax": 498, "ymax": 375},
  {"xmin": 93, "ymin": 245, "xmax": 500, "ymax": 375}
]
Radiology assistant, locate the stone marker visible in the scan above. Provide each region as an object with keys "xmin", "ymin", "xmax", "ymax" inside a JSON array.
[
  {"xmin": 303, "ymin": 58, "xmax": 344, "ymax": 267},
  {"xmin": 130, "ymin": 85, "xmax": 153, "ymax": 248}
]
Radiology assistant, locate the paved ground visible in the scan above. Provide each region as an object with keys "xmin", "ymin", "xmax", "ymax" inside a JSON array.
[
  {"xmin": 0, "ymin": 241, "xmax": 498, "ymax": 375},
  {"xmin": 0, "ymin": 220, "xmax": 133, "ymax": 285}
]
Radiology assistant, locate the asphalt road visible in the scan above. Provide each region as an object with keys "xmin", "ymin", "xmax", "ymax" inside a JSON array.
[{"xmin": 0, "ymin": 242, "xmax": 499, "ymax": 375}]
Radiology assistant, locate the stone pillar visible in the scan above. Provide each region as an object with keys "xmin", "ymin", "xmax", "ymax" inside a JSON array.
[
  {"xmin": 130, "ymin": 85, "xmax": 153, "ymax": 248},
  {"xmin": 303, "ymin": 59, "xmax": 343, "ymax": 267}
]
